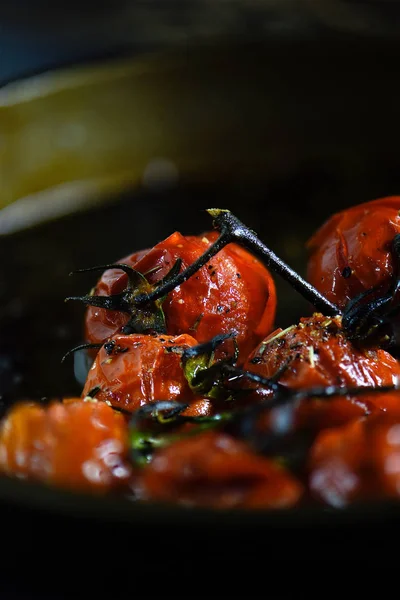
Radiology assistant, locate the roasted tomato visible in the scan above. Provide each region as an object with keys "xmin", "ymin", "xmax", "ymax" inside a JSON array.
[
  {"xmin": 81, "ymin": 333, "xmax": 210, "ymax": 414},
  {"xmin": 307, "ymin": 196, "xmax": 400, "ymax": 310},
  {"xmin": 0, "ymin": 400, "xmax": 132, "ymax": 493},
  {"xmin": 84, "ymin": 231, "xmax": 277, "ymax": 362},
  {"xmin": 308, "ymin": 407, "xmax": 400, "ymax": 507},
  {"xmin": 134, "ymin": 430, "xmax": 303, "ymax": 509},
  {"xmin": 244, "ymin": 313, "xmax": 400, "ymax": 430}
]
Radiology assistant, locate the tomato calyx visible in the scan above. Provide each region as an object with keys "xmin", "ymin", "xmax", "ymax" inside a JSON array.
[
  {"xmin": 129, "ymin": 400, "xmax": 232, "ymax": 466},
  {"xmin": 128, "ymin": 376, "xmax": 400, "ymax": 467},
  {"xmin": 66, "ymin": 259, "xmax": 182, "ymax": 335},
  {"xmin": 60, "ymin": 341, "xmax": 103, "ymax": 365},
  {"xmin": 181, "ymin": 332, "xmax": 239, "ymax": 399},
  {"xmin": 180, "ymin": 332, "xmax": 282, "ymax": 400}
]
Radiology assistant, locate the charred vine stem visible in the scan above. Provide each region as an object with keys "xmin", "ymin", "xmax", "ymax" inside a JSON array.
[{"xmin": 133, "ymin": 209, "xmax": 340, "ymax": 316}]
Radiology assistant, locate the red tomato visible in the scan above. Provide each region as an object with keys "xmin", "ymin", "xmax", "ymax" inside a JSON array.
[
  {"xmin": 81, "ymin": 333, "xmax": 208, "ymax": 414},
  {"xmin": 0, "ymin": 400, "xmax": 132, "ymax": 493},
  {"xmin": 244, "ymin": 313, "xmax": 400, "ymax": 430},
  {"xmin": 308, "ymin": 407, "xmax": 400, "ymax": 507},
  {"xmin": 84, "ymin": 231, "xmax": 277, "ymax": 363},
  {"xmin": 180, "ymin": 398, "xmax": 214, "ymax": 417},
  {"xmin": 134, "ymin": 430, "xmax": 303, "ymax": 509},
  {"xmin": 307, "ymin": 196, "xmax": 400, "ymax": 309}
]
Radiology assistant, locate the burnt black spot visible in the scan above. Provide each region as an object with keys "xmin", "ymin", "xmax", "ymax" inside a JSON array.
[
  {"xmin": 87, "ymin": 386, "xmax": 101, "ymax": 398},
  {"xmin": 250, "ymin": 356, "xmax": 263, "ymax": 364},
  {"xmin": 342, "ymin": 266, "xmax": 352, "ymax": 279},
  {"xmin": 104, "ymin": 341, "xmax": 116, "ymax": 355}
]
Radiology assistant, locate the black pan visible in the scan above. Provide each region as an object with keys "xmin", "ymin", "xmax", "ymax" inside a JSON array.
[{"xmin": 1, "ymin": 39, "xmax": 400, "ymax": 591}]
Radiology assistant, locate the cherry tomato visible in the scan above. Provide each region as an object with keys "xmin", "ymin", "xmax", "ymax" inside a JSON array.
[
  {"xmin": 244, "ymin": 313, "xmax": 400, "ymax": 430},
  {"xmin": 181, "ymin": 398, "xmax": 214, "ymax": 418},
  {"xmin": 134, "ymin": 430, "xmax": 303, "ymax": 509},
  {"xmin": 308, "ymin": 407, "xmax": 400, "ymax": 507},
  {"xmin": 84, "ymin": 230, "xmax": 277, "ymax": 362},
  {"xmin": 81, "ymin": 333, "xmax": 209, "ymax": 414},
  {"xmin": 307, "ymin": 196, "xmax": 400, "ymax": 309},
  {"xmin": 0, "ymin": 400, "xmax": 132, "ymax": 493}
]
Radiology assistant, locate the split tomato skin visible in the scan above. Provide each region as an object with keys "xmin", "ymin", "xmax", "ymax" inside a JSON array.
[
  {"xmin": 84, "ymin": 230, "xmax": 277, "ymax": 363},
  {"xmin": 81, "ymin": 333, "xmax": 202, "ymax": 414},
  {"xmin": 0, "ymin": 400, "xmax": 132, "ymax": 493},
  {"xmin": 135, "ymin": 430, "xmax": 303, "ymax": 509},
  {"xmin": 244, "ymin": 313, "xmax": 400, "ymax": 430},
  {"xmin": 306, "ymin": 196, "xmax": 400, "ymax": 309},
  {"xmin": 308, "ymin": 406, "xmax": 400, "ymax": 507}
]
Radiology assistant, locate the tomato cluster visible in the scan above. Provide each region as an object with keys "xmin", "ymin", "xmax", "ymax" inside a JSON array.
[{"xmin": 1, "ymin": 199, "xmax": 400, "ymax": 511}]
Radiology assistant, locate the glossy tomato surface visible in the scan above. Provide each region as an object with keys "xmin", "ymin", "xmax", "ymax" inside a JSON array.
[
  {"xmin": 307, "ymin": 196, "xmax": 400, "ymax": 309},
  {"xmin": 309, "ymin": 409, "xmax": 400, "ymax": 507},
  {"xmin": 0, "ymin": 400, "xmax": 132, "ymax": 493},
  {"xmin": 135, "ymin": 430, "xmax": 303, "ymax": 509},
  {"xmin": 84, "ymin": 231, "xmax": 277, "ymax": 362},
  {"xmin": 244, "ymin": 313, "xmax": 400, "ymax": 430},
  {"xmin": 81, "ymin": 333, "xmax": 200, "ymax": 413}
]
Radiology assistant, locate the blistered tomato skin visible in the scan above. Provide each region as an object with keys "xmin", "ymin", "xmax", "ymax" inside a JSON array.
[
  {"xmin": 0, "ymin": 400, "xmax": 132, "ymax": 493},
  {"xmin": 307, "ymin": 196, "xmax": 400, "ymax": 309},
  {"xmin": 309, "ymin": 407, "xmax": 400, "ymax": 507},
  {"xmin": 84, "ymin": 248, "xmax": 148, "ymax": 348},
  {"xmin": 244, "ymin": 313, "xmax": 400, "ymax": 429},
  {"xmin": 81, "ymin": 333, "xmax": 201, "ymax": 413},
  {"xmin": 84, "ymin": 231, "xmax": 277, "ymax": 363},
  {"xmin": 135, "ymin": 431, "xmax": 303, "ymax": 509}
]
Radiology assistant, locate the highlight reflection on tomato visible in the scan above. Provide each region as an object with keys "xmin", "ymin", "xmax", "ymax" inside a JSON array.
[
  {"xmin": 2, "ymin": 203, "xmax": 400, "ymax": 513},
  {"xmin": 309, "ymin": 408, "xmax": 400, "ymax": 507},
  {"xmin": 0, "ymin": 400, "xmax": 132, "ymax": 493},
  {"xmin": 307, "ymin": 196, "xmax": 400, "ymax": 309},
  {"xmin": 81, "ymin": 333, "xmax": 202, "ymax": 414},
  {"xmin": 135, "ymin": 430, "xmax": 303, "ymax": 509},
  {"xmin": 244, "ymin": 313, "xmax": 400, "ymax": 430},
  {"xmin": 84, "ymin": 231, "xmax": 277, "ymax": 363}
]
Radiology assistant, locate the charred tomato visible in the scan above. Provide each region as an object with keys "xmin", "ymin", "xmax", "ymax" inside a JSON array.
[
  {"xmin": 82, "ymin": 231, "xmax": 277, "ymax": 363},
  {"xmin": 243, "ymin": 313, "xmax": 400, "ymax": 430},
  {"xmin": 307, "ymin": 196, "xmax": 400, "ymax": 310},
  {"xmin": 80, "ymin": 332, "xmax": 226, "ymax": 415}
]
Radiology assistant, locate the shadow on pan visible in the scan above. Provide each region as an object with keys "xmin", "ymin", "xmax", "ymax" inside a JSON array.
[{"xmin": 1, "ymin": 38, "xmax": 400, "ymax": 578}]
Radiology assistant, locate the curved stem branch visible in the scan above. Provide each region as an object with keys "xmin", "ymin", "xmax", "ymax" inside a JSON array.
[{"xmin": 134, "ymin": 208, "xmax": 340, "ymax": 316}]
